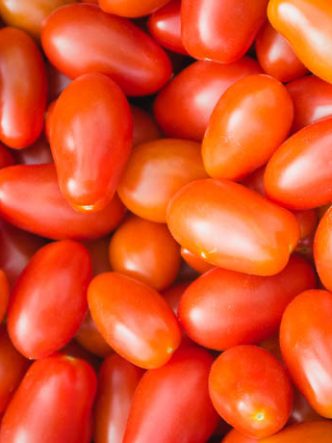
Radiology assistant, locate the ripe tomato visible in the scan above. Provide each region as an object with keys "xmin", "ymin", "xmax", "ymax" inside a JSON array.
[
  {"xmin": 50, "ymin": 73, "xmax": 132, "ymax": 212},
  {"xmin": 0, "ymin": 355, "xmax": 97, "ymax": 443},
  {"xmin": 167, "ymin": 179, "xmax": 299, "ymax": 276},
  {"xmin": 202, "ymin": 74, "xmax": 293, "ymax": 180},
  {"xmin": 99, "ymin": 0, "xmax": 170, "ymax": 17},
  {"xmin": 123, "ymin": 345, "xmax": 218, "ymax": 443},
  {"xmin": 75, "ymin": 313, "xmax": 112, "ymax": 358},
  {"xmin": 180, "ymin": 248, "xmax": 214, "ymax": 274},
  {"xmin": 209, "ymin": 346, "xmax": 293, "ymax": 439},
  {"xmin": 0, "ymin": 271, "xmax": 9, "ymax": 323},
  {"xmin": 314, "ymin": 208, "xmax": 332, "ymax": 291},
  {"xmin": 259, "ymin": 421, "xmax": 332, "ymax": 442},
  {"xmin": 88, "ymin": 272, "xmax": 181, "ymax": 369},
  {"xmin": 41, "ymin": 4, "xmax": 172, "ymax": 96},
  {"xmin": 131, "ymin": 106, "xmax": 161, "ymax": 146},
  {"xmin": 222, "ymin": 429, "xmax": 258, "ymax": 443}
]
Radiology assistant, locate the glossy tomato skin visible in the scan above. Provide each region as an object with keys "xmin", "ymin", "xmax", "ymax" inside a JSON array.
[
  {"xmin": 264, "ymin": 118, "xmax": 332, "ymax": 209},
  {"xmin": 154, "ymin": 58, "xmax": 261, "ymax": 141},
  {"xmin": 268, "ymin": 0, "xmax": 332, "ymax": 83},
  {"xmin": 94, "ymin": 354, "xmax": 144, "ymax": 443},
  {"xmin": 0, "ymin": 355, "xmax": 97, "ymax": 443},
  {"xmin": 0, "ymin": 27, "xmax": 47, "ymax": 149},
  {"xmin": 258, "ymin": 421, "xmax": 332, "ymax": 443},
  {"xmin": 118, "ymin": 138, "xmax": 207, "ymax": 223},
  {"xmin": 0, "ymin": 164, "xmax": 125, "ymax": 240},
  {"xmin": 88, "ymin": 272, "xmax": 181, "ymax": 369},
  {"xmin": 314, "ymin": 208, "xmax": 332, "ymax": 291},
  {"xmin": 76, "ymin": 313, "xmax": 112, "ymax": 358},
  {"xmin": 179, "ymin": 255, "xmax": 315, "ymax": 350},
  {"xmin": 42, "ymin": 4, "xmax": 172, "ymax": 96},
  {"xmin": 167, "ymin": 179, "xmax": 299, "ymax": 276},
  {"xmin": 202, "ymin": 74, "xmax": 293, "ymax": 180},
  {"xmin": 209, "ymin": 346, "xmax": 293, "ymax": 439},
  {"xmin": 0, "ymin": 271, "xmax": 9, "ymax": 323},
  {"xmin": 109, "ymin": 215, "xmax": 181, "ymax": 290},
  {"xmin": 131, "ymin": 106, "xmax": 161, "ymax": 146},
  {"xmin": 181, "ymin": 247, "xmax": 214, "ymax": 274},
  {"xmin": 124, "ymin": 345, "xmax": 218, "ymax": 443},
  {"xmin": 50, "ymin": 73, "xmax": 132, "ymax": 212},
  {"xmin": 222, "ymin": 429, "xmax": 258, "ymax": 443},
  {"xmin": 99, "ymin": 0, "xmax": 170, "ymax": 17}
]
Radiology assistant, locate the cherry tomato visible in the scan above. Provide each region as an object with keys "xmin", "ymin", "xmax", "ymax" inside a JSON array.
[
  {"xmin": 222, "ymin": 430, "xmax": 258, "ymax": 443},
  {"xmin": 0, "ymin": 27, "xmax": 47, "ymax": 149},
  {"xmin": 162, "ymin": 282, "xmax": 190, "ymax": 314},
  {"xmin": 0, "ymin": 164, "xmax": 125, "ymax": 240},
  {"xmin": 179, "ymin": 255, "xmax": 315, "ymax": 350},
  {"xmin": 109, "ymin": 215, "xmax": 181, "ymax": 291},
  {"xmin": 0, "ymin": 355, "xmax": 96, "ymax": 443},
  {"xmin": 259, "ymin": 421, "xmax": 332, "ymax": 442},
  {"xmin": 181, "ymin": 248, "xmax": 214, "ymax": 274},
  {"xmin": 280, "ymin": 289, "xmax": 332, "ymax": 417},
  {"xmin": 88, "ymin": 272, "xmax": 181, "ymax": 369},
  {"xmin": 154, "ymin": 58, "xmax": 261, "ymax": 141},
  {"xmin": 314, "ymin": 208, "xmax": 332, "ymax": 291},
  {"xmin": 94, "ymin": 354, "xmax": 144, "ymax": 443},
  {"xmin": 50, "ymin": 73, "xmax": 132, "ymax": 212},
  {"xmin": 131, "ymin": 106, "xmax": 161, "ymax": 146},
  {"xmin": 118, "ymin": 138, "xmax": 207, "ymax": 223},
  {"xmin": 209, "ymin": 346, "xmax": 293, "ymax": 439},
  {"xmin": 167, "ymin": 178, "xmax": 299, "ymax": 276},
  {"xmin": 202, "ymin": 74, "xmax": 293, "ymax": 180},
  {"xmin": 123, "ymin": 345, "xmax": 218, "ymax": 443},
  {"xmin": 41, "ymin": 4, "xmax": 172, "ymax": 96},
  {"xmin": 75, "ymin": 313, "xmax": 112, "ymax": 358},
  {"xmin": 0, "ymin": 271, "xmax": 9, "ymax": 324},
  {"xmin": 99, "ymin": 0, "xmax": 170, "ymax": 17},
  {"xmin": 15, "ymin": 136, "xmax": 53, "ymax": 165},
  {"xmin": 268, "ymin": 0, "xmax": 332, "ymax": 83}
]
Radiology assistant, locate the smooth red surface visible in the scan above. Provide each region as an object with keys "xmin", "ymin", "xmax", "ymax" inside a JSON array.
[
  {"xmin": 314, "ymin": 208, "xmax": 332, "ymax": 291},
  {"xmin": 260, "ymin": 421, "xmax": 332, "ymax": 442},
  {"xmin": 180, "ymin": 248, "xmax": 214, "ymax": 274},
  {"xmin": 99, "ymin": 0, "xmax": 170, "ymax": 17}
]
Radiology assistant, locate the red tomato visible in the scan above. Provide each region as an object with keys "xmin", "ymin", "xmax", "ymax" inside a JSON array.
[
  {"xmin": 180, "ymin": 247, "xmax": 214, "ymax": 274},
  {"xmin": 75, "ymin": 313, "xmax": 112, "ymax": 358},
  {"xmin": 162, "ymin": 282, "xmax": 190, "ymax": 314},
  {"xmin": 0, "ymin": 271, "xmax": 9, "ymax": 323},
  {"xmin": 154, "ymin": 58, "xmax": 261, "ymax": 141},
  {"xmin": 123, "ymin": 345, "xmax": 218, "ymax": 443},
  {"xmin": 280, "ymin": 289, "xmax": 332, "ymax": 417},
  {"xmin": 50, "ymin": 73, "xmax": 132, "ymax": 212},
  {"xmin": 167, "ymin": 179, "xmax": 299, "ymax": 276},
  {"xmin": 109, "ymin": 215, "xmax": 181, "ymax": 291},
  {"xmin": 118, "ymin": 138, "xmax": 207, "ymax": 223},
  {"xmin": 88, "ymin": 272, "xmax": 181, "ymax": 368},
  {"xmin": 0, "ymin": 28, "xmax": 47, "ymax": 149},
  {"xmin": 209, "ymin": 346, "xmax": 293, "ymax": 439},
  {"xmin": 181, "ymin": 0, "xmax": 268, "ymax": 63},
  {"xmin": 131, "ymin": 106, "xmax": 161, "ymax": 146},
  {"xmin": 259, "ymin": 421, "xmax": 332, "ymax": 442},
  {"xmin": 202, "ymin": 74, "xmax": 293, "ymax": 180},
  {"xmin": 0, "ymin": 355, "xmax": 97, "ymax": 443},
  {"xmin": 179, "ymin": 255, "xmax": 315, "ymax": 350},
  {"xmin": 41, "ymin": 4, "xmax": 172, "ymax": 96},
  {"xmin": 264, "ymin": 118, "xmax": 332, "ymax": 209},
  {"xmin": 99, "ymin": 0, "xmax": 170, "ymax": 17},
  {"xmin": 94, "ymin": 354, "xmax": 144, "ymax": 443},
  {"xmin": 222, "ymin": 430, "xmax": 258, "ymax": 443},
  {"xmin": 0, "ymin": 164, "xmax": 125, "ymax": 240},
  {"xmin": 314, "ymin": 208, "xmax": 332, "ymax": 291},
  {"xmin": 255, "ymin": 22, "xmax": 307, "ymax": 82},
  {"xmin": 268, "ymin": 0, "xmax": 332, "ymax": 83},
  {"xmin": 15, "ymin": 136, "xmax": 53, "ymax": 165}
]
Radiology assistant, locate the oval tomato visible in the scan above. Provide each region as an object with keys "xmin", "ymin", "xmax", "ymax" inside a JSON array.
[
  {"xmin": 259, "ymin": 421, "xmax": 332, "ymax": 443},
  {"xmin": 99, "ymin": 0, "xmax": 170, "ymax": 17},
  {"xmin": 223, "ymin": 429, "xmax": 258, "ymax": 443},
  {"xmin": 314, "ymin": 208, "xmax": 332, "ymax": 291},
  {"xmin": 180, "ymin": 248, "xmax": 214, "ymax": 274}
]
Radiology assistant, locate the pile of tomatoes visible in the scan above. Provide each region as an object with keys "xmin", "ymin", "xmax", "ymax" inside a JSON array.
[{"xmin": 0, "ymin": 0, "xmax": 332, "ymax": 442}]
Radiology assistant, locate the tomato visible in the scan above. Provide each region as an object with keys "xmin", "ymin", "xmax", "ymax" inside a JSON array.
[
  {"xmin": 255, "ymin": 22, "xmax": 307, "ymax": 82},
  {"xmin": 123, "ymin": 345, "xmax": 218, "ymax": 443},
  {"xmin": 15, "ymin": 136, "xmax": 53, "ymax": 165},
  {"xmin": 118, "ymin": 138, "xmax": 207, "ymax": 223},
  {"xmin": 0, "ymin": 164, "xmax": 125, "ymax": 240},
  {"xmin": 88, "ymin": 272, "xmax": 181, "ymax": 368},
  {"xmin": 181, "ymin": 248, "xmax": 214, "ymax": 274},
  {"xmin": 202, "ymin": 74, "xmax": 293, "ymax": 180},
  {"xmin": 76, "ymin": 313, "xmax": 112, "ymax": 358},
  {"xmin": 179, "ymin": 255, "xmax": 315, "ymax": 350},
  {"xmin": 162, "ymin": 282, "xmax": 190, "ymax": 314},
  {"xmin": 280, "ymin": 289, "xmax": 332, "ymax": 417},
  {"xmin": 287, "ymin": 75, "xmax": 332, "ymax": 132},
  {"xmin": 209, "ymin": 346, "xmax": 293, "ymax": 439},
  {"xmin": 94, "ymin": 354, "xmax": 144, "ymax": 443},
  {"xmin": 268, "ymin": 0, "xmax": 332, "ymax": 83},
  {"xmin": 99, "ymin": 0, "xmax": 170, "ymax": 17},
  {"xmin": 222, "ymin": 430, "xmax": 258, "ymax": 443},
  {"xmin": 264, "ymin": 118, "xmax": 332, "ymax": 209},
  {"xmin": 259, "ymin": 421, "xmax": 332, "ymax": 442},
  {"xmin": 167, "ymin": 179, "xmax": 299, "ymax": 276},
  {"xmin": 0, "ymin": 355, "xmax": 96, "ymax": 443},
  {"xmin": 0, "ymin": 27, "xmax": 47, "ymax": 149},
  {"xmin": 109, "ymin": 215, "xmax": 181, "ymax": 291},
  {"xmin": 50, "ymin": 73, "xmax": 132, "ymax": 212},
  {"xmin": 154, "ymin": 58, "xmax": 261, "ymax": 141},
  {"xmin": 314, "ymin": 208, "xmax": 332, "ymax": 291},
  {"xmin": 148, "ymin": 1, "xmax": 187, "ymax": 54},
  {"xmin": 131, "ymin": 106, "xmax": 161, "ymax": 146},
  {"xmin": 0, "ymin": 271, "xmax": 9, "ymax": 323},
  {"xmin": 0, "ymin": 145, "xmax": 15, "ymax": 169},
  {"xmin": 41, "ymin": 4, "xmax": 172, "ymax": 96}
]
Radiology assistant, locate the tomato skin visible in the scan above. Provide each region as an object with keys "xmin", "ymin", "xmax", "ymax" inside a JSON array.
[
  {"xmin": 181, "ymin": 248, "xmax": 214, "ymax": 274},
  {"xmin": 0, "ymin": 27, "xmax": 47, "ymax": 149},
  {"xmin": 0, "ymin": 271, "xmax": 9, "ymax": 323},
  {"xmin": 0, "ymin": 355, "xmax": 97, "ymax": 443},
  {"xmin": 268, "ymin": 0, "xmax": 332, "ymax": 83},
  {"xmin": 314, "ymin": 208, "xmax": 332, "ymax": 291},
  {"xmin": 94, "ymin": 354, "xmax": 144, "ymax": 443},
  {"xmin": 99, "ymin": 0, "xmax": 170, "ymax": 17},
  {"xmin": 50, "ymin": 73, "xmax": 132, "ymax": 212},
  {"xmin": 118, "ymin": 138, "xmax": 207, "ymax": 223},
  {"xmin": 167, "ymin": 179, "xmax": 299, "ymax": 276},
  {"xmin": 264, "ymin": 118, "xmax": 332, "ymax": 210},
  {"xmin": 179, "ymin": 255, "xmax": 315, "ymax": 350},
  {"xmin": 131, "ymin": 106, "xmax": 161, "ymax": 146},
  {"xmin": 154, "ymin": 58, "xmax": 261, "ymax": 141},
  {"xmin": 123, "ymin": 345, "xmax": 218, "ymax": 443},
  {"xmin": 209, "ymin": 346, "xmax": 293, "ymax": 439},
  {"xmin": 259, "ymin": 421, "xmax": 332, "ymax": 442},
  {"xmin": 222, "ymin": 429, "xmax": 258, "ymax": 443},
  {"xmin": 76, "ymin": 313, "xmax": 112, "ymax": 358},
  {"xmin": 202, "ymin": 74, "xmax": 293, "ymax": 180},
  {"xmin": 42, "ymin": 4, "xmax": 172, "ymax": 96},
  {"xmin": 88, "ymin": 272, "xmax": 181, "ymax": 369},
  {"xmin": 0, "ymin": 164, "xmax": 125, "ymax": 240}
]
